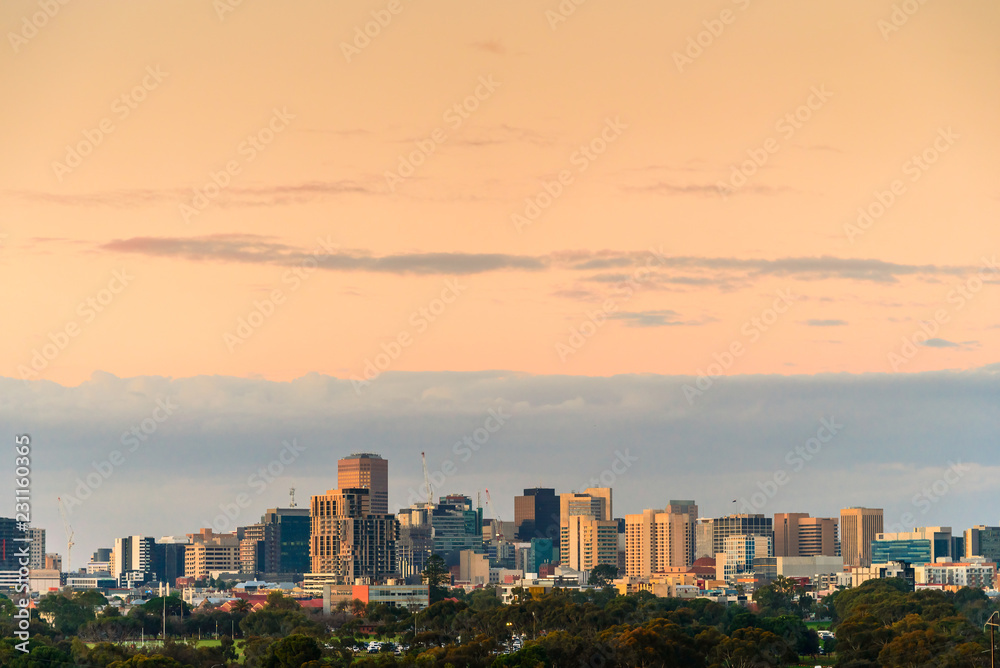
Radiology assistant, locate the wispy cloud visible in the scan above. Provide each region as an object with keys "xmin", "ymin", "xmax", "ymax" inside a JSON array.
[
  {"xmin": 919, "ymin": 338, "xmax": 980, "ymax": 350},
  {"xmin": 805, "ymin": 319, "xmax": 848, "ymax": 327},
  {"xmin": 608, "ymin": 309, "xmax": 710, "ymax": 327}
]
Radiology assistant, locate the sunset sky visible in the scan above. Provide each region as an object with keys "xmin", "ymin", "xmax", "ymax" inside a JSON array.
[{"xmin": 2, "ymin": 1, "xmax": 999, "ymax": 560}]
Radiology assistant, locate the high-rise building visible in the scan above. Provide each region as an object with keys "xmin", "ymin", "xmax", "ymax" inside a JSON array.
[
  {"xmin": 185, "ymin": 529, "xmax": 241, "ymax": 580},
  {"xmin": 514, "ymin": 488, "xmax": 560, "ymax": 541},
  {"xmin": 965, "ymin": 526, "xmax": 1000, "ymax": 562},
  {"xmin": 262, "ymin": 508, "xmax": 311, "ymax": 574},
  {"xmin": 396, "ymin": 503, "xmax": 434, "ymax": 579},
  {"xmin": 704, "ymin": 514, "xmax": 773, "ymax": 557},
  {"xmin": 625, "ymin": 502, "xmax": 697, "ymax": 578},
  {"xmin": 111, "ymin": 536, "xmax": 187, "ymax": 586},
  {"xmin": 237, "ymin": 524, "xmax": 266, "ymax": 574},
  {"xmin": 25, "ymin": 528, "xmax": 45, "ymax": 570},
  {"xmin": 841, "ymin": 508, "xmax": 884, "ymax": 568},
  {"xmin": 310, "ymin": 487, "xmax": 397, "ymax": 583},
  {"xmin": 432, "ymin": 495, "xmax": 483, "ymax": 567},
  {"xmin": 774, "ymin": 514, "xmax": 839, "ymax": 557},
  {"xmin": 0, "ymin": 518, "xmax": 26, "ymax": 572},
  {"xmin": 717, "ymin": 533, "xmax": 773, "ymax": 584},
  {"xmin": 338, "ymin": 453, "xmax": 389, "ymax": 516},
  {"xmin": 559, "ymin": 489, "xmax": 616, "ymax": 572},
  {"xmin": 872, "ymin": 527, "xmax": 952, "ymax": 565},
  {"xmin": 694, "ymin": 518, "xmax": 715, "ymax": 560}
]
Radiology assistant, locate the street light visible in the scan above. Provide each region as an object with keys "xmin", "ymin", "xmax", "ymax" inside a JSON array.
[{"xmin": 985, "ymin": 611, "xmax": 1000, "ymax": 668}]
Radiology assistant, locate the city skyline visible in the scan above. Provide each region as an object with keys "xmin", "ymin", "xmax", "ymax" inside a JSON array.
[{"xmin": 2, "ymin": 1, "xmax": 998, "ymax": 575}]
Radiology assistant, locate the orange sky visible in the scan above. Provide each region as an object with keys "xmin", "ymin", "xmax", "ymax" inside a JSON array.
[{"xmin": 3, "ymin": 0, "xmax": 999, "ymax": 385}]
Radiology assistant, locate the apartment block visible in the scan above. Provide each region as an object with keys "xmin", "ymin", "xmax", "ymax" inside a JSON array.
[
  {"xmin": 774, "ymin": 513, "xmax": 839, "ymax": 557},
  {"xmin": 965, "ymin": 526, "xmax": 1000, "ymax": 562},
  {"xmin": 185, "ymin": 529, "xmax": 241, "ymax": 580},
  {"xmin": 625, "ymin": 501, "xmax": 697, "ymax": 578},
  {"xmin": 310, "ymin": 487, "xmax": 397, "ymax": 583}
]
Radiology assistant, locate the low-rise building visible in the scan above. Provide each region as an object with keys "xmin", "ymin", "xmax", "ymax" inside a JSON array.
[{"xmin": 915, "ymin": 559, "xmax": 996, "ymax": 589}]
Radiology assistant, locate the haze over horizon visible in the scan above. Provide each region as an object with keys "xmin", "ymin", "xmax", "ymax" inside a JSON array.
[{"xmin": 2, "ymin": 1, "xmax": 999, "ymax": 564}]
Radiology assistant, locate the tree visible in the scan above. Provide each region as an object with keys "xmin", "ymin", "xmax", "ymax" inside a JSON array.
[
  {"xmin": 422, "ymin": 554, "xmax": 450, "ymax": 603},
  {"xmin": 231, "ymin": 598, "xmax": 252, "ymax": 613},
  {"xmin": 260, "ymin": 634, "xmax": 322, "ymax": 668},
  {"xmin": 264, "ymin": 591, "xmax": 300, "ymax": 611},
  {"xmin": 588, "ymin": 564, "xmax": 619, "ymax": 589}
]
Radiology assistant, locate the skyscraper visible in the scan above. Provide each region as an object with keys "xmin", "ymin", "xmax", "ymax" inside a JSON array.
[
  {"xmin": 514, "ymin": 488, "xmax": 560, "ymax": 541},
  {"xmin": 625, "ymin": 501, "xmax": 697, "ymax": 578},
  {"xmin": 965, "ymin": 526, "xmax": 1000, "ymax": 562},
  {"xmin": 25, "ymin": 527, "xmax": 45, "ymax": 570},
  {"xmin": 774, "ymin": 513, "xmax": 839, "ymax": 557},
  {"xmin": 559, "ymin": 488, "xmax": 616, "ymax": 572},
  {"xmin": 262, "ymin": 507, "xmax": 311, "ymax": 575},
  {"xmin": 841, "ymin": 507, "xmax": 883, "ymax": 568},
  {"xmin": 338, "ymin": 453, "xmax": 389, "ymax": 516},
  {"xmin": 310, "ymin": 487, "xmax": 397, "ymax": 582},
  {"xmin": 706, "ymin": 514, "xmax": 773, "ymax": 556}
]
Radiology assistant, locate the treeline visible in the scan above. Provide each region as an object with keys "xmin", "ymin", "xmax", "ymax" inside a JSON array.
[{"xmin": 2, "ymin": 578, "xmax": 998, "ymax": 667}]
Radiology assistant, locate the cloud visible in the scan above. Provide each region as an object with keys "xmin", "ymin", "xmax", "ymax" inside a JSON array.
[
  {"xmin": 607, "ymin": 310, "xmax": 687, "ymax": 327},
  {"xmin": 805, "ymin": 319, "xmax": 848, "ymax": 327},
  {"xmin": 471, "ymin": 39, "xmax": 505, "ymax": 54},
  {"xmin": 4, "ymin": 368, "xmax": 1000, "ymax": 564},
  {"xmin": 919, "ymin": 338, "xmax": 980, "ymax": 350}
]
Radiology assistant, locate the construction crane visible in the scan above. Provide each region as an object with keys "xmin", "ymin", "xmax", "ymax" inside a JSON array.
[
  {"xmin": 57, "ymin": 497, "xmax": 75, "ymax": 573},
  {"xmin": 484, "ymin": 488, "xmax": 505, "ymax": 543},
  {"xmin": 420, "ymin": 452, "xmax": 433, "ymax": 505}
]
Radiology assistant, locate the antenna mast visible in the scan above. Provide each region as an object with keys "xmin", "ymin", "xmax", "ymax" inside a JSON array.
[{"xmin": 421, "ymin": 452, "xmax": 433, "ymax": 505}]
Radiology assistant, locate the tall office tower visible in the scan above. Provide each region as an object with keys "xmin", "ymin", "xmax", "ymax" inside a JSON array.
[
  {"xmin": 710, "ymin": 514, "xmax": 773, "ymax": 556},
  {"xmin": 432, "ymin": 495, "xmax": 483, "ymax": 567},
  {"xmin": 310, "ymin": 487, "xmax": 398, "ymax": 582},
  {"xmin": 560, "ymin": 489, "xmax": 616, "ymax": 572},
  {"xmin": 0, "ymin": 518, "xmax": 26, "ymax": 572},
  {"xmin": 841, "ymin": 507, "xmax": 884, "ymax": 568},
  {"xmin": 775, "ymin": 514, "xmax": 840, "ymax": 557},
  {"xmin": 396, "ymin": 503, "xmax": 434, "ymax": 579},
  {"xmin": 262, "ymin": 508, "xmax": 311, "ymax": 574},
  {"xmin": 514, "ymin": 488, "xmax": 560, "ymax": 541},
  {"xmin": 185, "ymin": 529, "xmax": 241, "ymax": 580},
  {"xmin": 44, "ymin": 554, "xmax": 62, "ymax": 571},
  {"xmin": 965, "ymin": 526, "xmax": 1000, "ymax": 562},
  {"xmin": 25, "ymin": 527, "xmax": 45, "ymax": 570},
  {"xmin": 666, "ymin": 500, "xmax": 698, "ymax": 564},
  {"xmin": 694, "ymin": 518, "xmax": 715, "ymax": 559},
  {"xmin": 112, "ymin": 536, "xmax": 155, "ymax": 585},
  {"xmin": 338, "ymin": 453, "xmax": 389, "ymax": 516},
  {"xmin": 237, "ymin": 523, "xmax": 266, "ymax": 574},
  {"xmin": 625, "ymin": 502, "xmax": 697, "ymax": 578}
]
